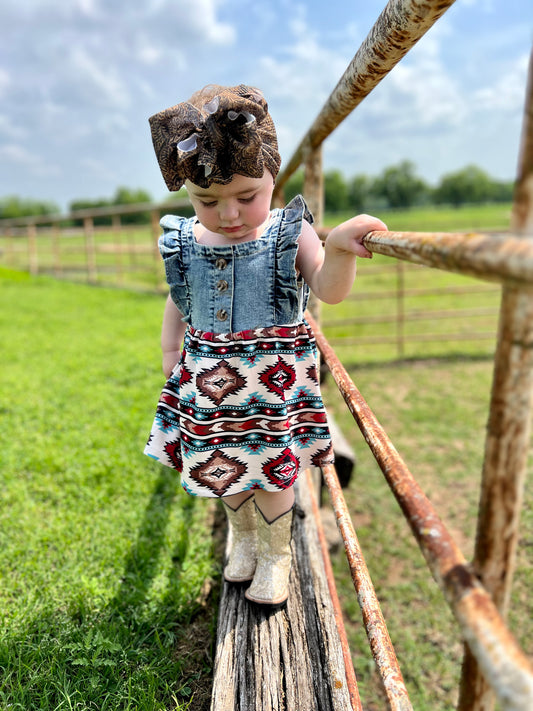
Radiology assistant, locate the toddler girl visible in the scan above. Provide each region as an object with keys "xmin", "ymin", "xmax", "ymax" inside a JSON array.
[{"xmin": 145, "ymin": 84, "xmax": 386, "ymax": 607}]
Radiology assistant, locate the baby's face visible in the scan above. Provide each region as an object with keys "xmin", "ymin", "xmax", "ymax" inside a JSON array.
[{"xmin": 185, "ymin": 172, "xmax": 275, "ymax": 242}]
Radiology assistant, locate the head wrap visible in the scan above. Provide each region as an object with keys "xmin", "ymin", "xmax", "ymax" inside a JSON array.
[{"xmin": 149, "ymin": 84, "xmax": 281, "ymax": 191}]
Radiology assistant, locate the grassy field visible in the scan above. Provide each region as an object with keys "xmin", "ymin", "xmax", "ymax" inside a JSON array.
[
  {"xmin": 323, "ymin": 201, "xmax": 513, "ymax": 232},
  {"xmin": 1, "ymin": 200, "xmax": 530, "ymax": 710},
  {"xmin": 0, "ymin": 202, "xmax": 513, "ymax": 295},
  {"xmin": 0, "ymin": 269, "xmax": 219, "ymax": 710},
  {"xmin": 321, "ymin": 358, "xmax": 533, "ymax": 709}
]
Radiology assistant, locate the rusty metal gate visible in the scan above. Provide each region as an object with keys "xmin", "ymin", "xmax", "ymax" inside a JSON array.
[{"xmin": 273, "ymin": 1, "xmax": 533, "ymax": 709}]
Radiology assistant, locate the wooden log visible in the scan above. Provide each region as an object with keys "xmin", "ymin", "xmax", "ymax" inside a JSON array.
[{"xmin": 210, "ymin": 480, "xmax": 355, "ymax": 711}]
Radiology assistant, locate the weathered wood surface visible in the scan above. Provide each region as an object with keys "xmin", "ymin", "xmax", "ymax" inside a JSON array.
[{"xmin": 210, "ymin": 480, "xmax": 355, "ymax": 711}]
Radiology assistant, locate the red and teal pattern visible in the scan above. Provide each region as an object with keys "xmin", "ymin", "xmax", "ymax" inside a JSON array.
[{"xmin": 144, "ymin": 321, "xmax": 334, "ymax": 498}]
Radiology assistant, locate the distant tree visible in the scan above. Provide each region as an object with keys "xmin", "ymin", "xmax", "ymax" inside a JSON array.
[
  {"xmin": 324, "ymin": 170, "xmax": 349, "ymax": 212},
  {"xmin": 434, "ymin": 165, "xmax": 497, "ymax": 207},
  {"xmin": 69, "ymin": 197, "xmax": 112, "ymax": 226},
  {"xmin": 164, "ymin": 187, "xmax": 190, "ymax": 203},
  {"xmin": 112, "ymin": 186, "xmax": 152, "ymax": 224},
  {"xmin": 487, "ymin": 179, "xmax": 515, "ymax": 203},
  {"xmin": 348, "ymin": 175, "xmax": 372, "ymax": 212},
  {"xmin": 0, "ymin": 196, "xmax": 60, "ymax": 219},
  {"xmin": 282, "ymin": 170, "xmax": 305, "ymax": 203},
  {"xmin": 112, "ymin": 187, "xmax": 152, "ymax": 206},
  {"xmin": 164, "ymin": 187, "xmax": 195, "ymax": 217},
  {"xmin": 372, "ymin": 161, "xmax": 428, "ymax": 208}
]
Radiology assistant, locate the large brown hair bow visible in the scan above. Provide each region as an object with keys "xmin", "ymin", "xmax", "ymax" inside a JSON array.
[{"xmin": 149, "ymin": 84, "xmax": 281, "ymax": 191}]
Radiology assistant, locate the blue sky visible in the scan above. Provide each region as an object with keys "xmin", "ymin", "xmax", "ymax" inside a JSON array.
[{"xmin": 0, "ymin": 0, "xmax": 530, "ymax": 210}]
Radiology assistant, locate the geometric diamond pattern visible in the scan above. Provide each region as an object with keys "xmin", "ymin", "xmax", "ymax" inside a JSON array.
[
  {"xmin": 144, "ymin": 322, "xmax": 333, "ymax": 498},
  {"xmin": 263, "ymin": 447, "xmax": 300, "ymax": 489},
  {"xmin": 189, "ymin": 449, "xmax": 247, "ymax": 496},
  {"xmin": 258, "ymin": 356, "xmax": 296, "ymax": 398},
  {"xmin": 196, "ymin": 359, "xmax": 246, "ymax": 405}
]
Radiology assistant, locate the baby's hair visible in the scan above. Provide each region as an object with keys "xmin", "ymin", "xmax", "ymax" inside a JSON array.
[{"xmin": 187, "ymin": 84, "xmax": 265, "ymax": 108}]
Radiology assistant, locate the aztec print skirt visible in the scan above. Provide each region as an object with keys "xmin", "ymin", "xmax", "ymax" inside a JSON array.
[{"xmin": 144, "ymin": 321, "xmax": 334, "ymax": 498}]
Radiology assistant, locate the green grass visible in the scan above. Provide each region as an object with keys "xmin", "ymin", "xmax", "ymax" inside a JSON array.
[
  {"xmin": 321, "ymin": 357, "xmax": 533, "ymax": 710},
  {"xmin": 0, "ymin": 269, "xmax": 219, "ymax": 710},
  {"xmin": 1, "ymin": 201, "xmax": 529, "ymax": 710},
  {"xmin": 324, "ymin": 202, "xmax": 513, "ymax": 232},
  {"xmin": 320, "ymin": 202, "xmax": 510, "ymax": 366}
]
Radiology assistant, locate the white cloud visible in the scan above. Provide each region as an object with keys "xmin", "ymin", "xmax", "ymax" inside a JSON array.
[
  {"xmin": 178, "ymin": 0, "xmax": 236, "ymax": 45},
  {"xmin": 473, "ymin": 53, "xmax": 529, "ymax": 113},
  {"xmin": 255, "ymin": 12, "xmax": 355, "ymax": 159},
  {"xmin": 0, "ymin": 143, "xmax": 59, "ymax": 176},
  {"xmin": 0, "ymin": 114, "xmax": 26, "ymax": 140},
  {"xmin": 67, "ymin": 47, "xmax": 131, "ymax": 110},
  {"xmin": 0, "ymin": 68, "xmax": 9, "ymax": 97},
  {"xmin": 0, "ymin": 144, "xmax": 34, "ymax": 165}
]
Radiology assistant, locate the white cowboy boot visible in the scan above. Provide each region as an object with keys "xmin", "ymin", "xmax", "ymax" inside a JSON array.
[
  {"xmin": 245, "ymin": 505, "xmax": 293, "ymax": 607},
  {"xmin": 223, "ymin": 496, "xmax": 258, "ymax": 583}
]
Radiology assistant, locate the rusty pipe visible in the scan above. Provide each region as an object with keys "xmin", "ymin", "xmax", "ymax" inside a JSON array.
[
  {"xmin": 362, "ymin": 230, "xmax": 533, "ymax": 287},
  {"xmin": 307, "ymin": 311, "xmax": 533, "ymax": 710},
  {"xmin": 315, "ymin": 463, "xmax": 413, "ymax": 711},
  {"xmin": 277, "ymin": 0, "xmax": 457, "ymax": 190}
]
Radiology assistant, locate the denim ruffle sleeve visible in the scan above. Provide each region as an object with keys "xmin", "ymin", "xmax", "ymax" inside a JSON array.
[
  {"xmin": 274, "ymin": 195, "xmax": 313, "ymax": 323},
  {"xmin": 158, "ymin": 215, "xmax": 191, "ymax": 322}
]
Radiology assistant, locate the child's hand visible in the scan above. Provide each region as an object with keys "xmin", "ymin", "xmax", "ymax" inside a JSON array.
[{"xmin": 326, "ymin": 215, "xmax": 388, "ymax": 259}]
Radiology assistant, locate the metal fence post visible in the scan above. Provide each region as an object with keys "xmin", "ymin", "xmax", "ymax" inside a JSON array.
[
  {"xmin": 458, "ymin": 49, "xmax": 533, "ymax": 711},
  {"xmin": 396, "ymin": 261, "xmax": 405, "ymax": 358}
]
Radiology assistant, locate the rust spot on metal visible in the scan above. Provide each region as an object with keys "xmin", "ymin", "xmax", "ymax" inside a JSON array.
[
  {"xmin": 303, "ymin": 467, "xmax": 363, "ymax": 711},
  {"xmin": 277, "ymin": 0, "xmax": 459, "ymax": 189},
  {"xmin": 306, "ymin": 311, "xmax": 533, "ymax": 710}
]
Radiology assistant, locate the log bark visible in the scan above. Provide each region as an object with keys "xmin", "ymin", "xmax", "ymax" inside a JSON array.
[{"xmin": 211, "ymin": 481, "xmax": 355, "ymax": 711}]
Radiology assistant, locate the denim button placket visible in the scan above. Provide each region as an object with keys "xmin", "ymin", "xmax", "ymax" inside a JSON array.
[
  {"xmin": 212, "ymin": 254, "xmax": 233, "ymax": 329},
  {"xmin": 172, "ymin": 196, "xmax": 308, "ymax": 332}
]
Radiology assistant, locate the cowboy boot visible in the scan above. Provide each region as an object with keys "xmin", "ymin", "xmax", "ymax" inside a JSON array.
[
  {"xmin": 244, "ymin": 505, "xmax": 293, "ymax": 607},
  {"xmin": 223, "ymin": 496, "xmax": 258, "ymax": 583}
]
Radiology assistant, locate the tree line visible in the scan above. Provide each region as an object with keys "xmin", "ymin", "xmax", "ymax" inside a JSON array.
[
  {"xmin": 284, "ymin": 161, "xmax": 514, "ymax": 212},
  {"xmin": 0, "ymin": 162, "xmax": 515, "ymax": 221}
]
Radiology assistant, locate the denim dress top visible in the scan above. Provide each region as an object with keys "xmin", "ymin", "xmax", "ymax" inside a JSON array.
[
  {"xmin": 145, "ymin": 195, "xmax": 334, "ymax": 499},
  {"xmin": 159, "ymin": 195, "xmax": 312, "ymax": 333}
]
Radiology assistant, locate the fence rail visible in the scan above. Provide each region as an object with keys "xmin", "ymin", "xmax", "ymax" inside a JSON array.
[
  {"xmin": 275, "ymin": 0, "xmax": 533, "ymax": 708},
  {"xmin": 0, "ymin": 213, "xmax": 503, "ymax": 360}
]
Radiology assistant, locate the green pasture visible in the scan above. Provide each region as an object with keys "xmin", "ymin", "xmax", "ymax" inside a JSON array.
[
  {"xmin": 1, "ymin": 200, "xmax": 531, "ymax": 710},
  {"xmin": 0, "ymin": 269, "xmax": 218, "ymax": 710},
  {"xmin": 0, "ymin": 202, "xmax": 513, "ymax": 296},
  {"xmin": 323, "ymin": 201, "xmax": 513, "ymax": 232},
  {"xmin": 322, "ymin": 357, "xmax": 532, "ymax": 708}
]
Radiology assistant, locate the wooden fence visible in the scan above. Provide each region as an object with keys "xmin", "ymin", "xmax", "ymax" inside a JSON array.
[{"xmin": 0, "ymin": 206, "xmax": 502, "ymax": 361}]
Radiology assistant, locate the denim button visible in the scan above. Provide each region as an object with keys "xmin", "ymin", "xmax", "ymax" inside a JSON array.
[
  {"xmin": 216, "ymin": 309, "xmax": 228, "ymax": 321},
  {"xmin": 217, "ymin": 279, "xmax": 228, "ymax": 292},
  {"xmin": 215, "ymin": 258, "xmax": 227, "ymax": 270}
]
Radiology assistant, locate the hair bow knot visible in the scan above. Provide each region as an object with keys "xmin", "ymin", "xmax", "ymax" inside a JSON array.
[{"xmin": 149, "ymin": 84, "xmax": 281, "ymax": 191}]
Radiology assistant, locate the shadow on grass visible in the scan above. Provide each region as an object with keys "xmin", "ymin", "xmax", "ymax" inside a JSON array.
[{"xmin": 0, "ymin": 466, "xmax": 221, "ymax": 711}]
